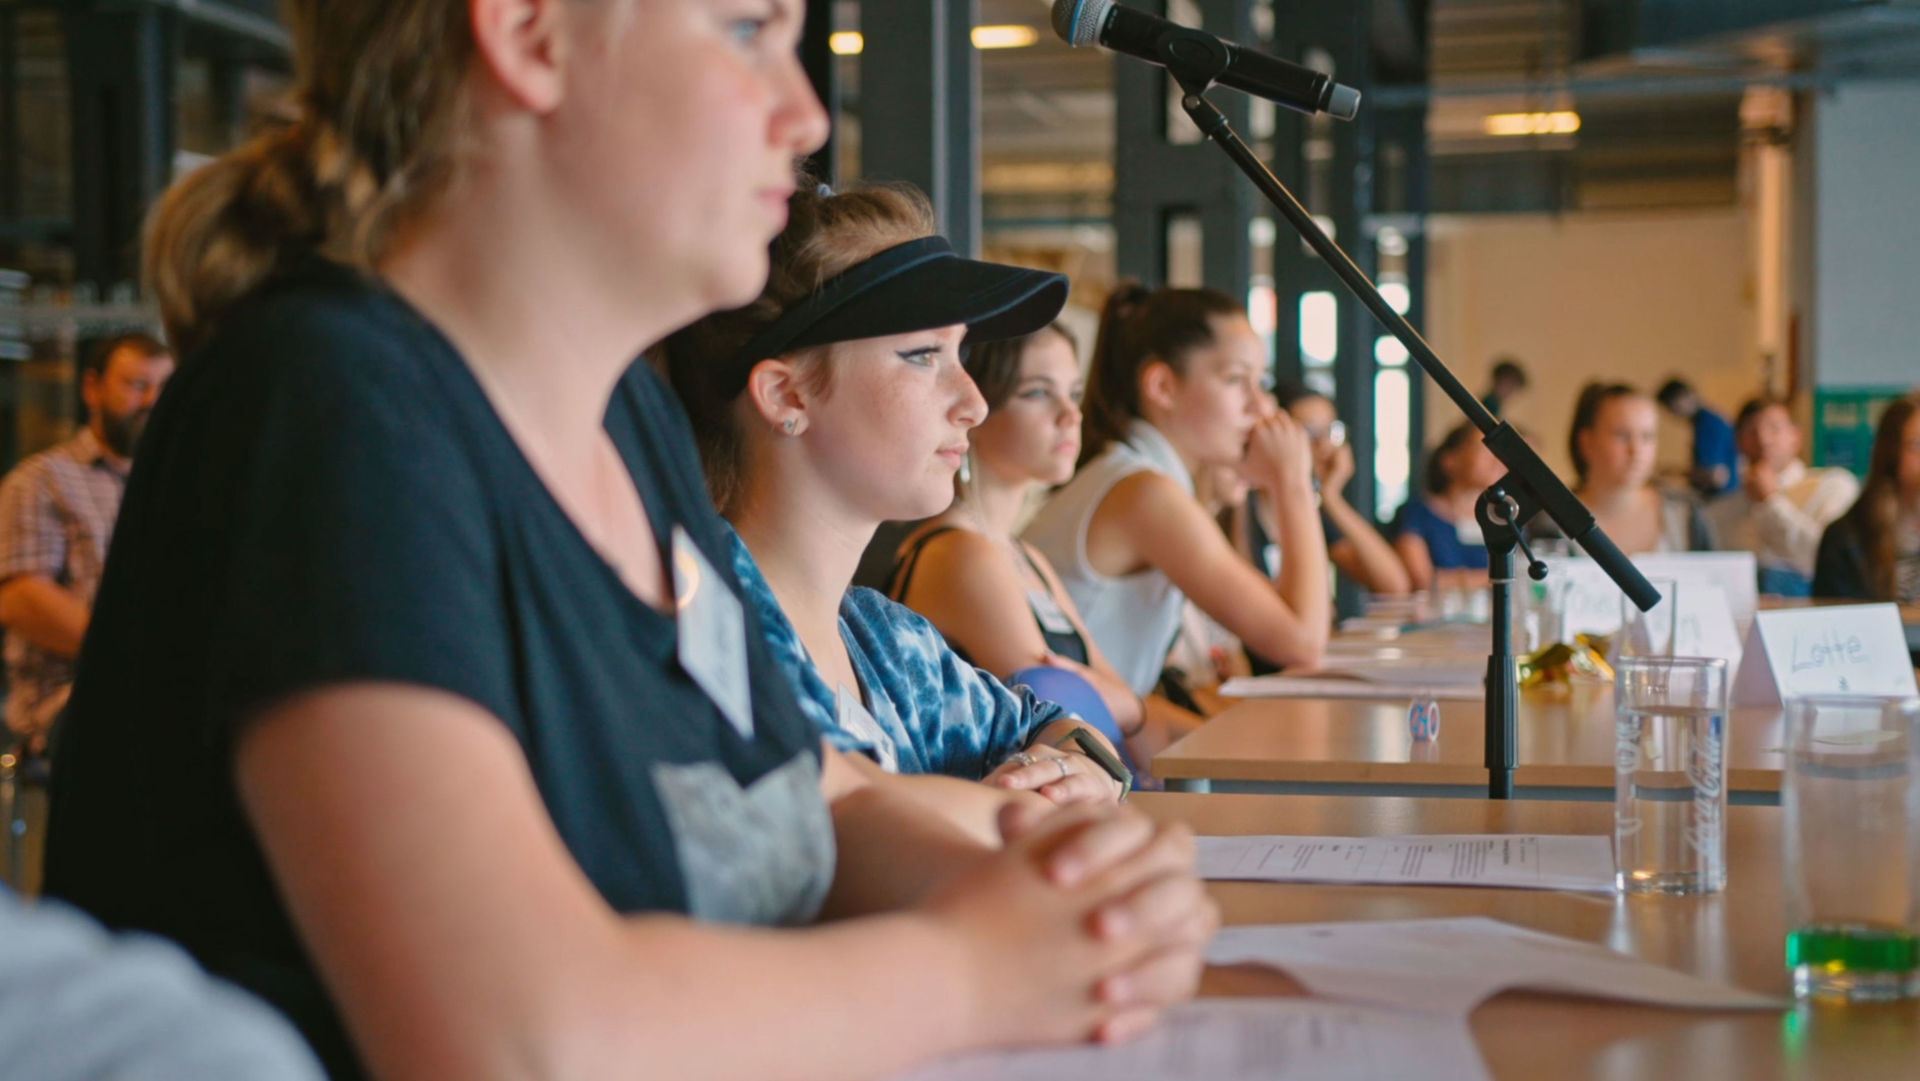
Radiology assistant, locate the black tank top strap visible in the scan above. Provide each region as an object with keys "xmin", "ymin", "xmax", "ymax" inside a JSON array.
[
  {"xmin": 884, "ymin": 525, "xmax": 963, "ymax": 602},
  {"xmin": 1009, "ymin": 543, "xmax": 1088, "ymax": 665},
  {"xmin": 891, "ymin": 527, "xmax": 1093, "ymax": 667},
  {"xmin": 1012, "ymin": 540, "xmax": 1053, "ymax": 584}
]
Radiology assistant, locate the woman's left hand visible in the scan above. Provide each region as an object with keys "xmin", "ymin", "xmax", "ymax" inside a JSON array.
[{"xmin": 986, "ymin": 745, "xmax": 1124, "ymax": 806}]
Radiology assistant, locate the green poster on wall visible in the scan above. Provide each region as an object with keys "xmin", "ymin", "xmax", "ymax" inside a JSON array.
[{"xmin": 1812, "ymin": 387, "xmax": 1910, "ymax": 477}]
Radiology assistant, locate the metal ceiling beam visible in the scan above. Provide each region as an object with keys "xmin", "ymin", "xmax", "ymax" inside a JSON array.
[
  {"xmin": 82, "ymin": 0, "xmax": 289, "ymax": 54},
  {"xmin": 1111, "ymin": 0, "xmax": 1255, "ymax": 296},
  {"xmin": 64, "ymin": 3, "xmax": 178, "ymax": 289},
  {"xmin": 1370, "ymin": 0, "xmax": 1430, "ymax": 81},
  {"xmin": 860, "ymin": 0, "xmax": 982, "ymax": 255},
  {"xmin": 1370, "ymin": 66, "xmax": 1894, "ymax": 105},
  {"xmin": 800, "ymin": 0, "xmax": 839, "ymax": 188}
]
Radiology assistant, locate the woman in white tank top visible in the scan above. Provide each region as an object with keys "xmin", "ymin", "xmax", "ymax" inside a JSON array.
[{"xmin": 1025, "ymin": 284, "xmax": 1332, "ymax": 697}]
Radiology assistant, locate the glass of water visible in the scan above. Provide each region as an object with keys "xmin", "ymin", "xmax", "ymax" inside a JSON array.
[
  {"xmin": 1783, "ymin": 695, "xmax": 1920, "ymax": 1001},
  {"xmin": 1616, "ymin": 577, "xmax": 1678, "ymax": 659},
  {"xmin": 1614, "ymin": 656, "xmax": 1729, "ymax": 894}
]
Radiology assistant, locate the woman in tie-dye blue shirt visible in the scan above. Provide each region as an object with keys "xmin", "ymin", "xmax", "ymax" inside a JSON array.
[
  {"xmin": 660, "ymin": 183, "xmax": 1127, "ymax": 806},
  {"xmin": 726, "ymin": 525, "xmax": 1061, "ymax": 779}
]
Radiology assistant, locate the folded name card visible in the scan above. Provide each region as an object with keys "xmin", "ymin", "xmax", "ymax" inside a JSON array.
[
  {"xmin": 1672, "ymin": 583, "xmax": 1745, "ymax": 670},
  {"xmin": 1542, "ymin": 552, "xmax": 1758, "ymax": 642},
  {"xmin": 1732, "ymin": 603, "xmax": 1920, "ymax": 706}
]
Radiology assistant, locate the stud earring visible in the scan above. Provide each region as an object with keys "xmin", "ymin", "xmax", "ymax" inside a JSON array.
[
  {"xmin": 958, "ymin": 449, "xmax": 973, "ymax": 486},
  {"xmin": 782, "ymin": 418, "xmax": 797, "ymax": 435}
]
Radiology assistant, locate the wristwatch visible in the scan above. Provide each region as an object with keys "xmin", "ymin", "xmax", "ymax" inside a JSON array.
[{"xmin": 1051, "ymin": 726, "xmax": 1133, "ymax": 800}]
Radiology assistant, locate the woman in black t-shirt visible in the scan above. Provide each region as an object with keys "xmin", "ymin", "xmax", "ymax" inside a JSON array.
[{"xmin": 42, "ymin": 4, "xmax": 1212, "ymax": 1080}]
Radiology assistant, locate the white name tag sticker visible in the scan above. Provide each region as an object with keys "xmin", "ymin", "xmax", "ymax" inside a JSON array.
[
  {"xmin": 835, "ymin": 684, "xmax": 899, "ymax": 773},
  {"xmin": 1732, "ymin": 603, "xmax": 1919, "ymax": 707},
  {"xmin": 672, "ymin": 526, "xmax": 753, "ymax": 741},
  {"xmin": 1027, "ymin": 588, "xmax": 1076, "ymax": 637}
]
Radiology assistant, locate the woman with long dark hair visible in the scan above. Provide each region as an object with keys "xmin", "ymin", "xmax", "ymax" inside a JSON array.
[
  {"xmin": 884, "ymin": 324, "xmax": 1204, "ymax": 763},
  {"xmin": 1814, "ymin": 392, "xmax": 1920, "ymax": 605}
]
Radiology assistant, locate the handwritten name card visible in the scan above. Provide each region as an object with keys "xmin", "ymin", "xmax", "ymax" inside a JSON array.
[
  {"xmin": 1672, "ymin": 583, "xmax": 1745, "ymax": 670},
  {"xmin": 1732, "ymin": 604, "xmax": 1920, "ymax": 706},
  {"xmin": 1539, "ymin": 553, "xmax": 1759, "ymax": 641}
]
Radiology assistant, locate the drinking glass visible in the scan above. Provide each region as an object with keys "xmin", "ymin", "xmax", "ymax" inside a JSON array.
[
  {"xmin": 1614, "ymin": 656, "xmax": 1729, "ymax": 894},
  {"xmin": 1783, "ymin": 695, "xmax": 1920, "ymax": 1001}
]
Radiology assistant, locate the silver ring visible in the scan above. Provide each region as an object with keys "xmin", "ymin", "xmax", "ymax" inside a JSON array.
[{"xmin": 1055, "ymin": 757, "xmax": 1071, "ymax": 781}]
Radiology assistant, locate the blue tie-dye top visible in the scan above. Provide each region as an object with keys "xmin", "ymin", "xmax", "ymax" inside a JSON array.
[{"xmin": 726, "ymin": 527, "xmax": 1067, "ymax": 778}]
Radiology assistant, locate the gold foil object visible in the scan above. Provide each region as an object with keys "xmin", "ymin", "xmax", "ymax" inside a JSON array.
[{"xmin": 1518, "ymin": 635, "xmax": 1613, "ymax": 688}]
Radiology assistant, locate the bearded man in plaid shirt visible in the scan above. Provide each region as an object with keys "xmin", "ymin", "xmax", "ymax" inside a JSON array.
[{"xmin": 0, "ymin": 333, "xmax": 173, "ymax": 749}]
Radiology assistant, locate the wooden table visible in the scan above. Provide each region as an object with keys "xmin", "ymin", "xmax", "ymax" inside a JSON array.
[
  {"xmin": 1155, "ymin": 682, "xmax": 1788, "ymax": 803},
  {"xmin": 1137, "ymin": 791, "xmax": 1920, "ymax": 1080}
]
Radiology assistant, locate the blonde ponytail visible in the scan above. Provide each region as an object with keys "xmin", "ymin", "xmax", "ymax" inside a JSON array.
[{"xmin": 143, "ymin": 0, "xmax": 476, "ymax": 353}]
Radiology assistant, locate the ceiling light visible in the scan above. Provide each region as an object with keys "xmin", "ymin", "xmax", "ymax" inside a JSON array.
[
  {"xmin": 833, "ymin": 25, "xmax": 1039, "ymax": 57},
  {"xmin": 971, "ymin": 25, "xmax": 1040, "ymax": 49},
  {"xmin": 1482, "ymin": 111, "xmax": 1582, "ymax": 137}
]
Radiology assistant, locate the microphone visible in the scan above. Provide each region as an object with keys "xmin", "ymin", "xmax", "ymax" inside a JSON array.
[{"xmin": 1051, "ymin": 0, "xmax": 1361, "ymax": 120}]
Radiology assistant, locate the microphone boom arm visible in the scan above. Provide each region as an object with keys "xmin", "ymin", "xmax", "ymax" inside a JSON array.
[{"xmin": 1169, "ymin": 78, "xmax": 1659, "ymax": 799}]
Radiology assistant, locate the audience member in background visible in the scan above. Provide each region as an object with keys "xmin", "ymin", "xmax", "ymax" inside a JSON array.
[
  {"xmin": 1814, "ymin": 392, "xmax": 1920, "ymax": 605},
  {"xmin": 0, "ymin": 885, "xmax": 324, "ymax": 1081},
  {"xmin": 885, "ymin": 323, "xmax": 1203, "ymax": 764},
  {"xmin": 0, "ymin": 333, "xmax": 173, "ymax": 751},
  {"xmin": 1393, "ymin": 422, "xmax": 1500, "ymax": 592},
  {"xmin": 1540, "ymin": 383, "xmax": 1712, "ymax": 555},
  {"xmin": 1272, "ymin": 383, "xmax": 1412, "ymax": 597},
  {"xmin": 1709, "ymin": 397, "xmax": 1861, "ymax": 597},
  {"xmin": 662, "ymin": 184, "xmax": 1129, "ymax": 812},
  {"xmin": 1480, "ymin": 357, "xmax": 1528, "ymax": 420},
  {"xmin": 1657, "ymin": 377, "xmax": 1740, "ymax": 498},
  {"xmin": 43, "ymin": 4, "xmax": 1207, "ymax": 1080},
  {"xmin": 1025, "ymin": 284, "xmax": 1331, "ymax": 698}
]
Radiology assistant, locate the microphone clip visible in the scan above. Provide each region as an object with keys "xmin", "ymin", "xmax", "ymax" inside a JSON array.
[{"xmin": 1149, "ymin": 26, "xmax": 1232, "ymax": 97}]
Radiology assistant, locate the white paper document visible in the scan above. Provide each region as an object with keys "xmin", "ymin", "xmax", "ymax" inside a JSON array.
[
  {"xmin": 1196, "ymin": 834, "xmax": 1615, "ymax": 892},
  {"xmin": 1218, "ymin": 675, "xmax": 1483, "ymax": 701},
  {"xmin": 1207, "ymin": 917, "xmax": 1784, "ymax": 1018},
  {"xmin": 891, "ymin": 998, "xmax": 1489, "ymax": 1081}
]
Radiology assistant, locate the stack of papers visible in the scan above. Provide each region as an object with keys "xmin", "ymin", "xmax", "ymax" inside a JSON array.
[
  {"xmin": 893, "ymin": 998, "xmax": 1490, "ymax": 1081},
  {"xmin": 1196, "ymin": 834, "xmax": 1616, "ymax": 893},
  {"xmin": 1217, "ymin": 645, "xmax": 1486, "ymax": 699},
  {"xmin": 1219, "ymin": 660, "xmax": 1484, "ymax": 702},
  {"xmin": 892, "ymin": 918, "xmax": 1780, "ymax": 1081},
  {"xmin": 1206, "ymin": 917, "xmax": 1784, "ymax": 1016}
]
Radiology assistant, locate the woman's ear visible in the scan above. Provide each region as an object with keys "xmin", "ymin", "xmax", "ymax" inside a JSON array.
[
  {"xmin": 1139, "ymin": 357, "xmax": 1179, "ymax": 415},
  {"xmin": 470, "ymin": 0, "xmax": 571, "ymax": 113},
  {"xmin": 746, "ymin": 357, "xmax": 816, "ymax": 436}
]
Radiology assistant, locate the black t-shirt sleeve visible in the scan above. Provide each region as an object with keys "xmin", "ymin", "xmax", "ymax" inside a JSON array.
[{"xmin": 199, "ymin": 316, "xmax": 517, "ymax": 739}]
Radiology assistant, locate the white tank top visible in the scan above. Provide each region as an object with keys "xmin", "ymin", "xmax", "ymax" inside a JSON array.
[{"xmin": 1023, "ymin": 421, "xmax": 1193, "ymax": 695}]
